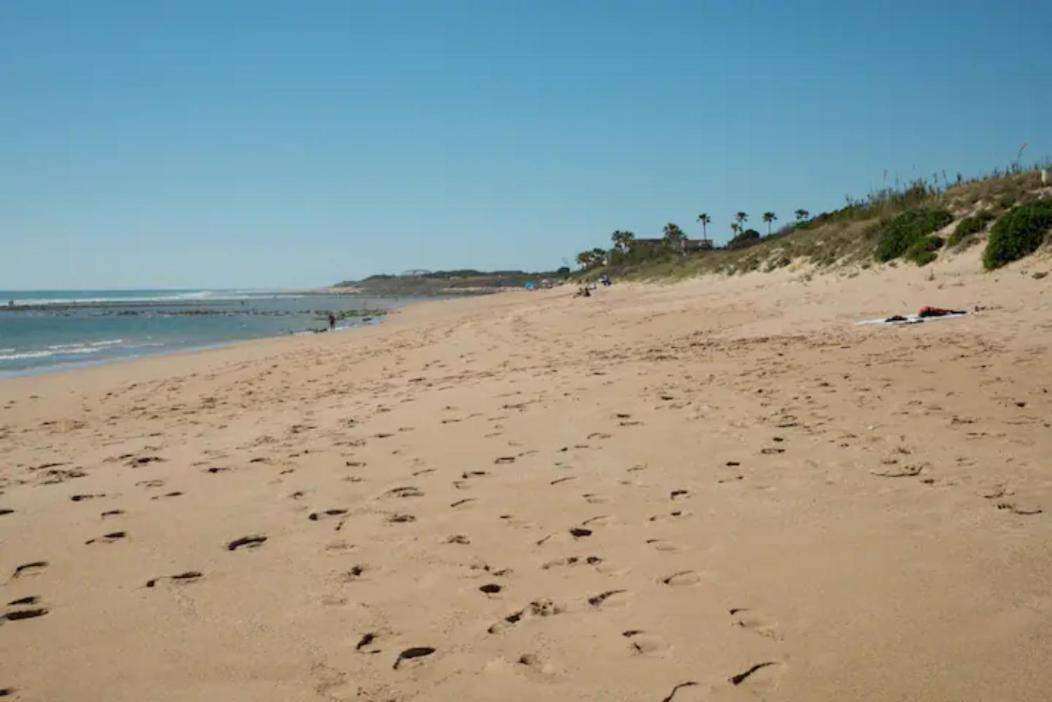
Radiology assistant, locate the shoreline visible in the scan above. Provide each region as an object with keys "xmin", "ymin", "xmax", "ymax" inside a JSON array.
[
  {"xmin": 0, "ymin": 290, "xmax": 423, "ymax": 380},
  {"xmin": 0, "ymin": 290, "xmax": 489, "ymax": 391},
  {"xmin": 0, "ymin": 316, "xmax": 388, "ymax": 381}
]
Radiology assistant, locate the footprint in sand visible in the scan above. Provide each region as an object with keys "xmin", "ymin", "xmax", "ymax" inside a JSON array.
[
  {"xmin": 3, "ymin": 607, "xmax": 49, "ymax": 623},
  {"xmin": 729, "ymin": 661, "xmax": 779, "ymax": 686},
  {"xmin": 622, "ymin": 630, "xmax": 669, "ymax": 656},
  {"xmin": 146, "ymin": 571, "xmax": 203, "ymax": 588},
  {"xmin": 355, "ymin": 632, "xmax": 380, "ymax": 653},
  {"xmin": 588, "ymin": 589, "xmax": 628, "ymax": 608},
  {"xmin": 649, "ymin": 510, "xmax": 690, "ymax": 523},
  {"xmin": 70, "ymin": 493, "xmax": 105, "ymax": 502},
  {"xmin": 871, "ymin": 464, "xmax": 925, "ymax": 478},
  {"xmin": 340, "ymin": 565, "xmax": 367, "ymax": 581},
  {"xmin": 996, "ymin": 502, "xmax": 1042, "ymax": 516},
  {"xmin": 730, "ymin": 608, "xmax": 783, "ymax": 641},
  {"xmin": 646, "ymin": 538, "xmax": 679, "ymax": 552},
  {"xmin": 85, "ymin": 531, "xmax": 127, "ymax": 545},
  {"xmin": 657, "ymin": 681, "xmax": 698, "ymax": 702},
  {"xmin": 393, "ymin": 646, "xmax": 435, "ymax": 670},
  {"xmin": 488, "ymin": 599, "xmax": 563, "ymax": 634},
  {"xmin": 661, "ymin": 570, "xmax": 701, "ymax": 587},
  {"xmin": 309, "ymin": 509, "xmax": 348, "ymax": 521},
  {"xmin": 12, "ymin": 561, "xmax": 48, "ymax": 579},
  {"xmin": 383, "ymin": 486, "xmax": 423, "ymax": 499},
  {"xmin": 541, "ymin": 555, "xmax": 603, "ymax": 570},
  {"xmin": 127, "ymin": 455, "xmax": 165, "ymax": 467},
  {"xmin": 227, "ymin": 535, "xmax": 267, "ymax": 551}
]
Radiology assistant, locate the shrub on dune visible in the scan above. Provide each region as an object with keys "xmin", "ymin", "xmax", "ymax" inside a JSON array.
[
  {"xmin": 948, "ymin": 211, "xmax": 995, "ymax": 247},
  {"xmin": 983, "ymin": 200, "xmax": 1052, "ymax": 270},
  {"xmin": 875, "ymin": 208, "xmax": 953, "ymax": 262},
  {"xmin": 905, "ymin": 235, "xmax": 944, "ymax": 266}
]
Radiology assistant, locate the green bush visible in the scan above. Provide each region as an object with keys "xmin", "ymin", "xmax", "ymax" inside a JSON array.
[
  {"xmin": 983, "ymin": 200, "xmax": 1052, "ymax": 270},
  {"xmin": 905, "ymin": 235, "xmax": 944, "ymax": 266},
  {"xmin": 726, "ymin": 228, "xmax": 762, "ymax": 250},
  {"xmin": 875, "ymin": 208, "xmax": 953, "ymax": 261},
  {"xmin": 947, "ymin": 211, "xmax": 994, "ymax": 247}
]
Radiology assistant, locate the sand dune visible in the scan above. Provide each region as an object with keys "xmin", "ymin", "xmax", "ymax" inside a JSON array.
[{"xmin": 1, "ymin": 257, "xmax": 1050, "ymax": 701}]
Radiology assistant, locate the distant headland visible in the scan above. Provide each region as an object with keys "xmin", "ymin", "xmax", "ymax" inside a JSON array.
[{"xmin": 333, "ymin": 268, "xmax": 572, "ymax": 296}]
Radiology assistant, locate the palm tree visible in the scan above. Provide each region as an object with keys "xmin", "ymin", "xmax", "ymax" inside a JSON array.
[
  {"xmin": 696, "ymin": 213, "xmax": 711, "ymax": 240},
  {"xmin": 762, "ymin": 211, "xmax": 777, "ymax": 235},
  {"xmin": 663, "ymin": 223, "xmax": 686, "ymax": 251},
  {"xmin": 794, "ymin": 209, "xmax": 810, "ymax": 222},
  {"xmin": 735, "ymin": 212, "xmax": 748, "ymax": 231},
  {"xmin": 610, "ymin": 230, "xmax": 635, "ymax": 254},
  {"xmin": 730, "ymin": 222, "xmax": 741, "ymax": 238}
]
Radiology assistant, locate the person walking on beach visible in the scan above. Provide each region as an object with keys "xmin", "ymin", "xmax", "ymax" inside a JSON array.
[{"xmin": 328, "ymin": 313, "xmax": 336, "ymax": 331}]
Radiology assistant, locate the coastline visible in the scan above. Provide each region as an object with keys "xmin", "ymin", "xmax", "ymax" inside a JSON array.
[
  {"xmin": 1, "ymin": 261, "xmax": 1050, "ymax": 701},
  {"xmin": 0, "ymin": 291, "xmax": 491, "ymax": 392},
  {"xmin": 0, "ymin": 316, "xmax": 387, "ymax": 381},
  {"xmin": 0, "ymin": 289, "xmax": 415, "ymax": 379}
]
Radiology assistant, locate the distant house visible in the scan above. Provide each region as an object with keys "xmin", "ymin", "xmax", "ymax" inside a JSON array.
[
  {"xmin": 632, "ymin": 238, "xmax": 713, "ymax": 253},
  {"xmin": 683, "ymin": 239, "xmax": 714, "ymax": 251}
]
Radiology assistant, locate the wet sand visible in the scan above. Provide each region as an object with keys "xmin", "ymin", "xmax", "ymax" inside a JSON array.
[{"xmin": 1, "ymin": 255, "xmax": 1050, "ymax": 701}]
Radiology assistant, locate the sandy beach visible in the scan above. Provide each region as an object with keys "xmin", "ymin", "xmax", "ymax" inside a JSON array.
[{"xmin": 1, "ymin": 255, "xmax": 1050, "ymax": 701}]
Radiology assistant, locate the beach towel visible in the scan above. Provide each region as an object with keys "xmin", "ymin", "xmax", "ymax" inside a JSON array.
[{"xmin": 855, "ymin": 311, "xmax": 968, "ymax": 326}]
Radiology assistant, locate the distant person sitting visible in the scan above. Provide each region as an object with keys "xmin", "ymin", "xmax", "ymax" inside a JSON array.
[{"xmin": 599, "ymin": 274, "xmax": 611, "ymax": 286}]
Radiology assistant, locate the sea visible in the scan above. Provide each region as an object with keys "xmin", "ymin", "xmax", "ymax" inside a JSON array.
[{"xmin": 0, "ymin": 289, "xmax": 410, "ymax": 378}]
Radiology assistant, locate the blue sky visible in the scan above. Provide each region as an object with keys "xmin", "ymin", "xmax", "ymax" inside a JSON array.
[{"xmin": 2, "ymin": 0, "xmax": 1049, "ymax": 288}]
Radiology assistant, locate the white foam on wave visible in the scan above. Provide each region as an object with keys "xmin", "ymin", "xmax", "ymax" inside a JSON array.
[
  {"xmin": 1, "ymin": 341, "xmax": 121, "ymax": 362},
  {"xmin": 0, "ymin": 350, "xmax": 59, "ymax": 361},
  {"xmin": 47, "ymin": 339, "xmax": 123, "ymax": 351},
  {"xmin": 8, "ymin": 290, "xmax": 310, "ymax": 306}
]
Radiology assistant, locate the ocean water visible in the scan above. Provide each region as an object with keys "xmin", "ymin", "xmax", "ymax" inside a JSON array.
[{"xmin": 0, "ymin": 289, "xmax": 409, "ymax": 377}]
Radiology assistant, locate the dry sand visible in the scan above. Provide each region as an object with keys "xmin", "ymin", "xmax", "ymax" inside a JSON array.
[{"xmin": 1, "ymin": 255, "xmax": 1050, "ymax": 701}]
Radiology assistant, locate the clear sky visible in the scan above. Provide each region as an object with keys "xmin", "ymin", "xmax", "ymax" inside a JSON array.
[{"xmin": 2, "ymin": 1, "xmax": 1049, "ymax": 289}]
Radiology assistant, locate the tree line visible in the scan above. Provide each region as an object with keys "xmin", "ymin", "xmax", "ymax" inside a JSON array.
[{"xmin": 576, "ymin": 209, "xmax": 811, "ymax": 269}]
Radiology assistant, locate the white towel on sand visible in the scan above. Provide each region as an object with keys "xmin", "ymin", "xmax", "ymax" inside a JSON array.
[{"xmin": 855, "ymin": 312, "xmax": 968, "ymax": 326}]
